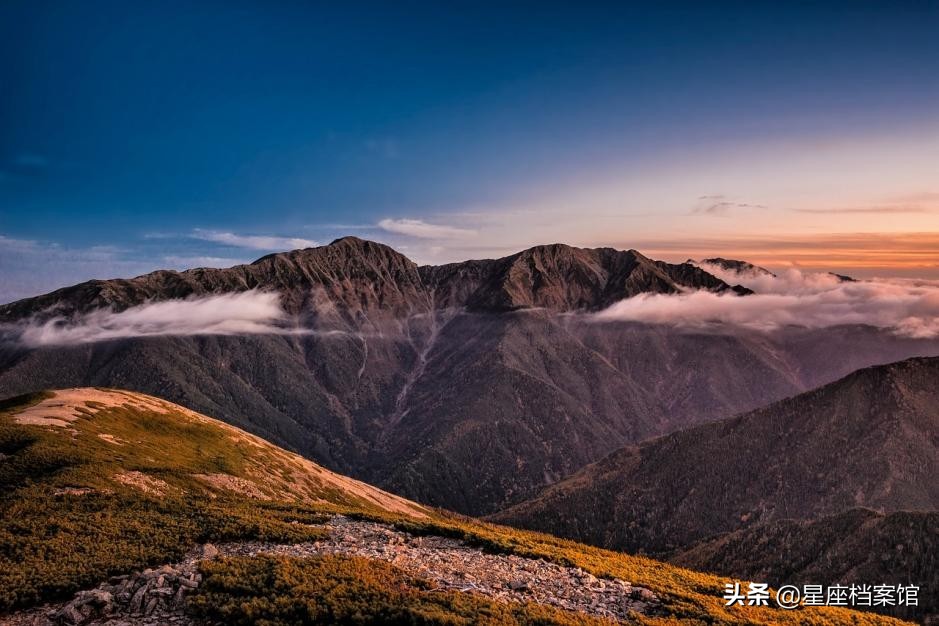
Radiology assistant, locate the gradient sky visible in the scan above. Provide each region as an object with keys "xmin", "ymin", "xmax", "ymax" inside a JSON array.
[{"xmin": 2, "ymin": 1, "xmax": 938, "ymax": 303}]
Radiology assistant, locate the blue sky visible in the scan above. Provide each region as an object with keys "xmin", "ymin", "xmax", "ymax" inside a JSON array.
[{"xmin": 2, "ymin": 1, "xmax": 938, "ymax": 302}]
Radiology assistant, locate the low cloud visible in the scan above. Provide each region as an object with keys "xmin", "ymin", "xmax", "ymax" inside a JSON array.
[
  {"xmin": 377, "ymin": 218, "xmax": 476, "ymax": 239},
  {"xmin": 192, "ymin": 229, "xmax": 317, "ymax": 250},
  {"xmin": 9, "ymin": 291, "xmax": 310, "ymax": 347},
  {"xmin": 593, "ymin": 266, "xmax": 939, "ymax": 338}
]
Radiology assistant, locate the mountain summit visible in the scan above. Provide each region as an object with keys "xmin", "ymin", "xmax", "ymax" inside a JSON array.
[
  {"xmin": 424, "ymin": 244, "xmax": 750, "ymax": 312},
  {"xmin": 0, "ymin": 238, "xmax": 746, "ymax": 322}
]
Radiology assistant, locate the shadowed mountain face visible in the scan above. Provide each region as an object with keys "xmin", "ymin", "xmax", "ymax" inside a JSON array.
[
  {"xmin": 672, "ymin": 508, "xmax": 938, "ymax": 622},
  {"xmin": 1, "ymin": 238, "xmax": 937, "ymax": 515},
  {"xmin": 494, "ymin": 357, "xmax": 939, "ymax": 620},
  {"xmin": 493, "ymin": 356, "xmax": 939, "ymax": 553}
]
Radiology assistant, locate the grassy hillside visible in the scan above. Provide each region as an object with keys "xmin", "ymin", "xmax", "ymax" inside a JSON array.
[{"xmin": 0, "ymin": 388, "xmax": 910, "ymax": 625}]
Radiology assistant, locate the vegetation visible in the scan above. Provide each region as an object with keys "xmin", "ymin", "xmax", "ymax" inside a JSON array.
[
  {"xmin": 379, "ymin": 516, "xmax": 909, "ymax": 626},
  {"xmin": 0, "ymin": 389, "xmax": 911, "ymax": 625},
  {"xmin": 190, "ymin": 554, "xmax": 615, "ymax": 626},
  {"xmin": 0, "ymin": 391, "xmax": 347, "ymax": 610}
]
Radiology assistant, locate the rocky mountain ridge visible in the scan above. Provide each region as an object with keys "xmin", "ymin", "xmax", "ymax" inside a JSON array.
[
  {"xmin": 0, "ymin": 237, "xmax": 748, "ymax": 324},
  {"xmin": 1, "ymin": 239, "xmax": 937, "ymax": 516}
]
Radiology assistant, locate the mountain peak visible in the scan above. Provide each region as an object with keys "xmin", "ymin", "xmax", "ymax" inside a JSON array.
[
  {"xmin": 699, "ymin": 257, "xmax": 775, "ymax": 277},
  {"xmin": 328, "ymin": 235, "xmax": 368, "ymax": 246},
  {"xmin": 437, "ymin": 243, "xmax": 742, "ymax": 312},
  {"xmin": 1, "ymin": 239, "xmax": 743, "ymax": 321}
]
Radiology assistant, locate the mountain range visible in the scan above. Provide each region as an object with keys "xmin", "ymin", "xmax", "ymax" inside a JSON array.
[
  {"xmin": 0, "ymin": 238, "xmax": 936, "ymax": 622},
  {"xmin": 1, "ymin": 238, "xmax": 937, "ymax": 517}
]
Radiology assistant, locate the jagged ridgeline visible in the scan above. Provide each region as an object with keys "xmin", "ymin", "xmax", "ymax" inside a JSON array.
[
  {"xmin": 3, "ymin": 238, "xmax": 937, "ymax": 518},
  {"xmin": 0, "ymin": 389, "xmax": 905, "ymax": 625}
]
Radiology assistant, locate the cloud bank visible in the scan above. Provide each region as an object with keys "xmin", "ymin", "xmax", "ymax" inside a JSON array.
[
  {"xmin": 594, "ymin": 266, "xmax": 939, "ymax": 338},
  {"xmin": 10, "ymin": 291, "xmax": 309, "ymax": 347}
]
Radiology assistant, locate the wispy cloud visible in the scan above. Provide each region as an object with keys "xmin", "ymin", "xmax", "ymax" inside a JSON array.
[
  {"xmin": 793, "ymin": 197, "xmax": 939, "ymax": 215},
  {"xmin": 191, "ymin": 229, "xmax": 317, "ymax": 250},
  {"xmin": 0, "ymin": 234, "xmax": 38, "ymax": 252},
  {"xmin": 794, "ymin": 206, "xmax": 932, "ymax": 214},
  {"xmin": 892, "ymin": 191, "xmax": 939, "ymax": 204},
  {"xmin": 593, "ymin": 267, "xmax": 939, "ymax": 338},
  {"xmin": 7, "ymin": 291, "xmax": 309, "ymax": 347},
  {"xmin": 377, "ymin": 218, "xmax": 476, "ymax": 239},
  {"xmin": 692, "ymin": 195, "xmax": 767, "ymax": 216},
  {"xmin": 0, "ymin": 235, "xmax": 158, "ymax": 304},
  {"xmin": 162, "ymin": 255, "xmax": 248, "ymax": 269}
]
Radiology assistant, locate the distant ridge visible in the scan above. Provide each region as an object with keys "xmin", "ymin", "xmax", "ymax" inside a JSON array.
[
  {"xmin": 0, "ymin": 237, "xmax": 746, "ymax": 322},
  {"xmin": 492, "ymin": 356, "xmax": 939, "ymax": 617},
  {"xmin": 698, "ymin": 256, "xmax": 776, "ymax": 277},
  {"xmin": 495, "ymin": 356, "xmax": 939, "ymax": 551}
]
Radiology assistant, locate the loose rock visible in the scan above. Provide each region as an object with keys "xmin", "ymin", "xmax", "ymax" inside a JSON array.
[{"xmin": 10, "ymin": 515, "xmax": 659, "ymax": 625}]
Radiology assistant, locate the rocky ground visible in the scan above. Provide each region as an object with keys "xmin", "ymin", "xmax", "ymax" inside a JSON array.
[{"xmin": 4, "ymin": 515, "xmax": 658, "ymax": 625}]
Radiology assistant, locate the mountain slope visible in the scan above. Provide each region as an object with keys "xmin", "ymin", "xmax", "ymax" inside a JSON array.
[
  {"xmin": 672, "ymin": 508, "xmax": 937, "ymax": 623},
  {"xmin": 424, "ymin": 244, "xmax": 750, "ymax": 312},
  {"xmin": 0, "ymin": 237, "xmax": 431, "ymax": 325},
  {"xmin": 0, "ymin": 387, "xmax": 427, "ymax": 517},
  {"xmin": 0, "ymin": 388, "xmax": 901, "ymax": 626},
  {"xmin": 494, "ymin": 356, "xmax": 939, "ymax": 551},
  {"xmin": 493, "ymin": 356, "xmax": 938, "ymax": 618},
  {"xmin": 1, "ymin": 239, "xmax": 937, "ymax": 515}
]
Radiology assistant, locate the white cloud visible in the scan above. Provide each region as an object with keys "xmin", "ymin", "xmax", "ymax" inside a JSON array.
[
  {"xmin": 0, "ymin": 234, "xmax": 38, "ymax": 252},
  {"xmin": 692, "ymin": 195, "xmax": 767, "ymax": 216},
  {"xmin": 593, "ymin": 267, "xmax": 939, "ymax": 338},
  {"xmin": 191, "ymin": 229, "xmax": 317, "ymax": 250},
  {"xmin": 162, "ymin": 255, "xmax": 248, "ymax": 269},
  {"xmin": 9, "ymin": 291, "xmax": 310, "ymax": 347},
  {"xmin": 377, "ymin": 218, "xmax": 476, "ymax": 239}
]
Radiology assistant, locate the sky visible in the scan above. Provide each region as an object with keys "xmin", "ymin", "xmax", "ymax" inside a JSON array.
[{"xmin": 1, "ymin": 1, "xmax": 938, "ymax": 303}]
